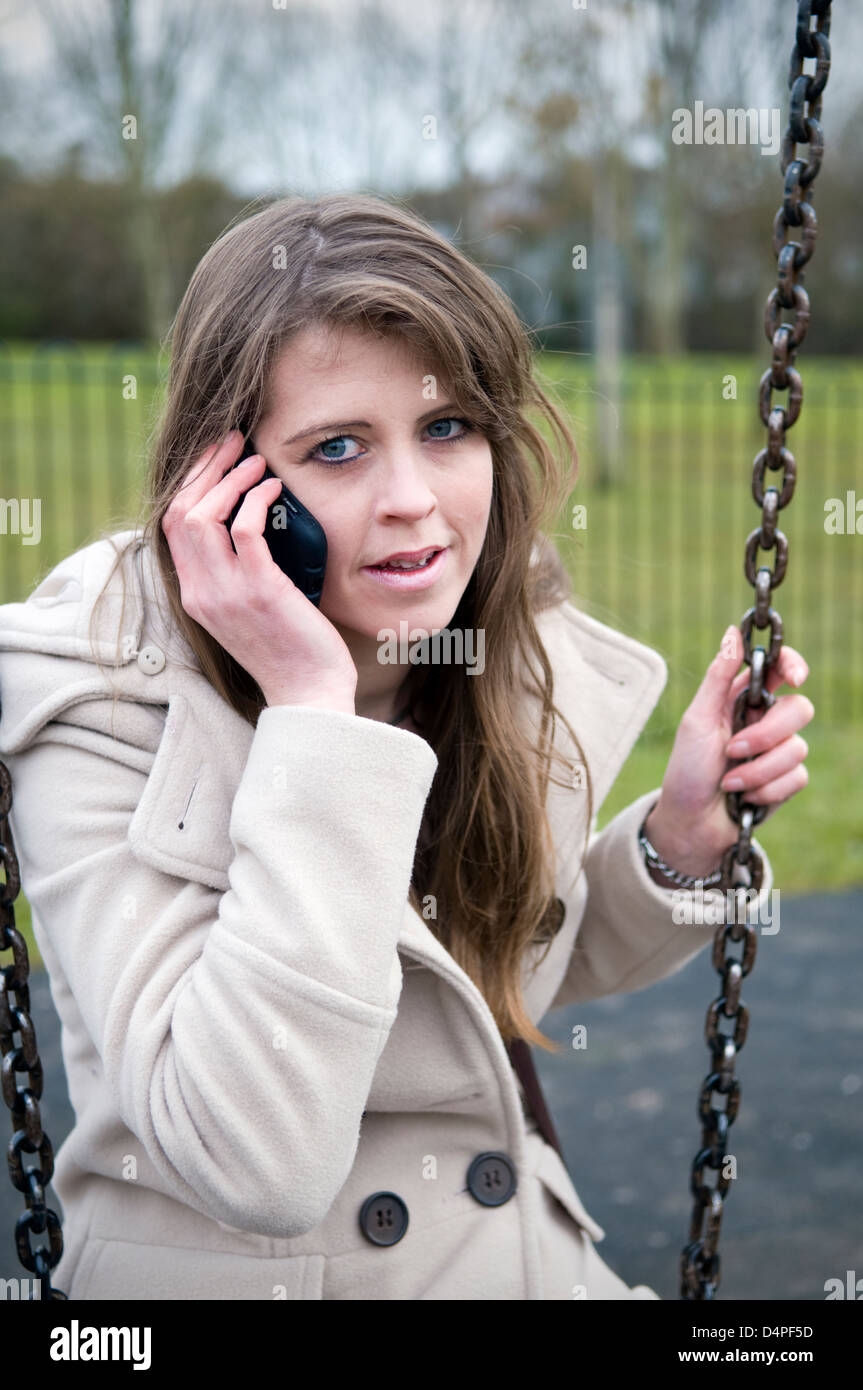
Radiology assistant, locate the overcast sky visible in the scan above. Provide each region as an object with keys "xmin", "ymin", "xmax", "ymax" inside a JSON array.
[{"xmin": 3, "ymin": 0, "xmax": 859, "ymax": 196}]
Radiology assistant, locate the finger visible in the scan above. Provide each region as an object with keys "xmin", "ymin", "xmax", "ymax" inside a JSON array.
[
  {"xmin": 726, "ymin": 694, "xmax": 814, "ymax": 759},
  {"xmin": 228, "ymin": 475, "xmax": 288, "ymax": 579},
  {"xmin": 725, "ymin": 643, "xmax": 808, "ymax": 707},
  {"xmin": 196, "ymin": 451, "xmax": 267, "ymax": 523},
  {"xmin": 728, "ymin": 666, "xmax": 754, "ymax": 704},
  {"xmin": 182, "ymin": 473, "xmax": 283, "ymax": 584},
  {"xmin": 164, "ymin": 449, "xmax": 267, "ymax": 580},
  {"xmin": 164, "ymin": 429, "xmax": 246, "ymax": 521},
  {"xmin": 765, "ymin": 644, "xmax": 809, "ymax": 694},
  {"xmin": 719, "ymin": 733, "xmax": 808, "ymax": 792},
  {"xmin": 738, "ymin": 762, "xmax": 809, "ymax": 806},
  {"xmin": 689, "ymin": 625, "xmax": 746, "ymax": 723}
]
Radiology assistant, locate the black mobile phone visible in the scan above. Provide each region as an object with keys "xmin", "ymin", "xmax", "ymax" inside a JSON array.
[{"xmin": 226, "ymin": 436, "xmax": 327, "ymax": 607}]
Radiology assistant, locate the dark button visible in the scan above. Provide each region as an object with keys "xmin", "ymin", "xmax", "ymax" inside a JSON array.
[
  {"xmin": 359, "ymin": 1191, "xmax": 409, "ymax": 1246},
  {"xmin": 467, "ymin": 1152, "xmax": 517, "ymax": 1206}
]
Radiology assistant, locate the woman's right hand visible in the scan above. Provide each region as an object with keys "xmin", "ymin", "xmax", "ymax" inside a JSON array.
[{"xmin": 161, "ymin": 429, "xmax": 358, "ymax": 712}]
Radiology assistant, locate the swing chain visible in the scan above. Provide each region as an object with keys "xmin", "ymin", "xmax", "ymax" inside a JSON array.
[
  {"xmin": 681, "ymin": 0, "xmax": 832, "ymax": 1301},
  {"xmin": 0, "ymin": 762, "xmax": 68, "ymax": 1299}
]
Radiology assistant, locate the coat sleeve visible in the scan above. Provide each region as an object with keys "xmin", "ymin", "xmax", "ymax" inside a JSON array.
[
  {"xmin": 548, "ymin": 785, "xmax": 775, "ymax": 1010},
  {"xmin": 4, "ymin": 693, "xmax": 438, "ymax": 1238}
]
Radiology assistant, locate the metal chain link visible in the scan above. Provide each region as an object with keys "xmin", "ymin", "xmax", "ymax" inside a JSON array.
[
  {"xmin": 680, "ymin": 0, "xmax": 833, "ymax": 1300},
  {"xmin": 0, "ymin": 762, "xmax": 68, "ymax": 1299}
]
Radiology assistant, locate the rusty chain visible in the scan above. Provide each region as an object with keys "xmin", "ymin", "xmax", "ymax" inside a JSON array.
[
  {"xmin": 0, "ymin": 762, "xmax": 67, "ymax": 1299},
  {"xmin": 680, "ymin": 0, "xmax": 833, "ymax": 1300}
]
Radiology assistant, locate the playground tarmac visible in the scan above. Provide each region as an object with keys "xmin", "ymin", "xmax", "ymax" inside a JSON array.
[{"xmin": 2, "ymin": 888, "xmax": 861, "ymax": 1301}]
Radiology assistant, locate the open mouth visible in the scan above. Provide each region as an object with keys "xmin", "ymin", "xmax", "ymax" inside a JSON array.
[
  {"xmin": 369, "ymin": 550, "xmax": 441, "ymax": 572},
  {"xmin": 362, "ymin": 547, "xmax": 448, "ymax": 588}
]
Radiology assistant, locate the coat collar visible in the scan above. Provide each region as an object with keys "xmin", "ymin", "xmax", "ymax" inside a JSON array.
[{"xmin": 0, "ymin": 530, "xmax": 667, "ymax": 991}]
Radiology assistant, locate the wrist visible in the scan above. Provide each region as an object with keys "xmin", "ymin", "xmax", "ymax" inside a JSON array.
[
  {"xmin": 644, "ymin": 856, "xmax": 681, "ymax": 889},
  {"xmin": 642, "ymin": 802, "xmax": 726, "ymax": 881}
]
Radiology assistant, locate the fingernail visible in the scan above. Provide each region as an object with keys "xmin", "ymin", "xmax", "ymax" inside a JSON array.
[
  {"xmin": 790, "ymin": 667, "xmax": 806, "ymax": 685},
  {"xmin": 728, "ymin": 738, "xmax": 750, "ymax": 756},
  {"xmin": 722, "ymin": 776, "xmax": 744, "ymax": 790}
]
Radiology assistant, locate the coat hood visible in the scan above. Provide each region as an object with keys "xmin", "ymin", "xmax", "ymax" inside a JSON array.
[{"xmin": 0, "ymin": 530, "xmax": 195, "ymax": 755}]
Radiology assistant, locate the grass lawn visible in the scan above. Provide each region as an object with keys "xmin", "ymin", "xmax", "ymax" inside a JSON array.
[{"xmin": 1, "ymin": 344, "xmax": 860, "ymax": 970}]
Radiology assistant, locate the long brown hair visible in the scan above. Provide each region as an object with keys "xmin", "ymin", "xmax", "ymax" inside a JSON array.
[{"xmin": 90, "ymin": 192, "xmax": 594, "ymax": 1051}]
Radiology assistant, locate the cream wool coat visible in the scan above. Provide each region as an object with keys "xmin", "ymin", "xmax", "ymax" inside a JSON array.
[{"xmin": 0, "ymin": 532, "xmax": 773, "ymax": 1301}]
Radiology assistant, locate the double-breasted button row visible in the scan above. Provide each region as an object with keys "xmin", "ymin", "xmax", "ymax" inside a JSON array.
[{"xmin": 358, "ymin": 1152, "xmax": 517, "ymax": 1245}]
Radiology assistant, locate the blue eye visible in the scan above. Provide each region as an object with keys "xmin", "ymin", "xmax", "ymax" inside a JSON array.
[
  {"xmin": 426, "ymin": 417, "xmax": 469, "ymax": 441},
  {"xmin": 317, "ymin": 435, "xmax": 359, "ymax": 463},
  {"xmin": 304, "ymin": 417, "xmax": 474, "ymax": 468}
]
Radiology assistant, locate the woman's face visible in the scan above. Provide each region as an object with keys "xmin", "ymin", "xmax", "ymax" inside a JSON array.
[{"xmin": 252, "ymin": 323, "xmax": 495, "ymax": 656}]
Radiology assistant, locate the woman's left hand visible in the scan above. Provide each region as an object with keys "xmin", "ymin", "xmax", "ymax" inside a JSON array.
[{"xmin": 643, "ymin": 625, "xmax": 814, "ymax": 877}]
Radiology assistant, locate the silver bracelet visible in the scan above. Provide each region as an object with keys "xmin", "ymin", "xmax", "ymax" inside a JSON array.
[{"xmin": 638, "ymin": 819, "xmax": 724, "ymax": 889}]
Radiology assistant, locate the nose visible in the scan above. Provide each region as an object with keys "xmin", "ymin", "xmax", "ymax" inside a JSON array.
[{"xmin": 372, "ymin": 445, "xmax": 438, "ymax": 522}]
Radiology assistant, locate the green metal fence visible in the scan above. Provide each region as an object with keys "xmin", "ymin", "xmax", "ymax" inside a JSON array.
[{"xmin": 1, "ymin": 342, "xmax": 860, "ymax": 728}]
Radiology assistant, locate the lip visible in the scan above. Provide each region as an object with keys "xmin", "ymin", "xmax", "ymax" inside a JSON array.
[
  {"xmin": 362, "ymin": 547, "xmax": 448, "ymax": 590},
  {"xmin": 372, "ymin": 546, "xmax": 444, "ymax": 565}
]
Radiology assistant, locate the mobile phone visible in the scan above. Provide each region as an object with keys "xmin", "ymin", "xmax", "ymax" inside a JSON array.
[{"xmin": 226, "ymin": 436, "xmax": 327, "ymax": 607}]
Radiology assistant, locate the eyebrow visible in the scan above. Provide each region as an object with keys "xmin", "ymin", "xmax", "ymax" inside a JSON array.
[{"xmin": 281, "ymin": 402, "xmax": 464, "ymax": 447}]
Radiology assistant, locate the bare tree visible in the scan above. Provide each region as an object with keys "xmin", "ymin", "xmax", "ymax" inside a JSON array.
[
  {"xmin": 232, "ymin": 0, "xmax": 420, "ymax": 196},
  {"xmin": 640, "ymin": 0, "xmax": 799, "ymax": 355},
  {"xmin": 37, "ymin": 0, "xmax": 241, "ymax": 340},
  {"xmin": 408, "ymin": 0, "xmax": 531, "ymax": 247},
  {"xmin": 508, "ymin": 0, "xmax": 647, "ymax": 484}
]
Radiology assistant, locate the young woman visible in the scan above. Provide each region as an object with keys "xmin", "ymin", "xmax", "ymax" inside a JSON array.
[{"xmin": 0, "ymin": 193, "xmax": 812, "ymax": 1300}]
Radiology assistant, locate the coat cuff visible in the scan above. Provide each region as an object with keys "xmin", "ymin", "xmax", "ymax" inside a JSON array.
[{"xmin": 557, "ymin": 786, "xmax": 775, "ymax": 1003}]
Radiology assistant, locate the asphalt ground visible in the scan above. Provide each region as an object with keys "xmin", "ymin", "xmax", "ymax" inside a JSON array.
[{"xmin": 2, "ymin": 888, "xmax": 861, "ymax": 1302}]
